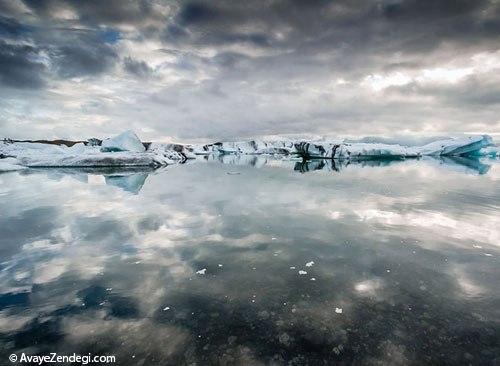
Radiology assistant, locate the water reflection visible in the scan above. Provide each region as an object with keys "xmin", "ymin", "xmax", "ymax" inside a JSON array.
[{"xmin": 0, "ymin": 158, "xmax": 499, "ymax": 365}]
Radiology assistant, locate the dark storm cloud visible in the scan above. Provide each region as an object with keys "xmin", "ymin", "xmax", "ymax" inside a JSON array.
[
  {"xmin": 49, "ymin": 36, "xmax": 118, "ymax": 78},
  {"xmin": 123, "ymin": 56, "xmax": 154, "ymax": 78},
  {"xmin": 21, "ymin": 0, "xmax": 161, "ymax": 26},
  {"xmin": 0, "ymin": 0, "xmax": 500, "ymax": 139},
  {"xmin": 0, "ymin": 41, "xmax": 46, "ymax": 88}
]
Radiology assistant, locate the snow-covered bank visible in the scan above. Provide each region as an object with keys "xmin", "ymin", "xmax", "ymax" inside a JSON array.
[{"xmin": 1, "ymin": 131, "xmax": 497, "ymax": 170}]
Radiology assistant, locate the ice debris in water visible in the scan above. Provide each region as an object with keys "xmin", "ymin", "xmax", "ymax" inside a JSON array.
[
  {"xmin": 196, "ymin": 268, "xmax": 207, "ymax": 275},
  {"xmin": 218, "ymin": 264, "xmax": 223, "ymax": 267},
  {"xmin": 298, "ymin": 270, "xmax": 307, "ymax": 275},
  {"xmin": 163, "ymin": 307, "xmax": 170, "ymax": 311},
  {"xmin": 305, "ymin": 261, "xmax": 314, "ymax": 267},
  {"xmin": 310, "ymin": 278, "xmax": 316, "ymax": 281},
  {"xmin": 290, "ymin": 266, "xmax": 296, "ymax": 269},
  {"xmin": 335, "ymin": 307, "xmax": 343, "ymax": 314}
]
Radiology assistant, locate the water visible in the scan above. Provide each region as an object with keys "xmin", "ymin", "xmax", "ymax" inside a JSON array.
[{"xmin": 1, "ymin": 157, "xmax": 499, "ymax": 365}]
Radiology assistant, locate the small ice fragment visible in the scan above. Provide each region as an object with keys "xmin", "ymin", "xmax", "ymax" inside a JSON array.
[
  {"xmin": 106, "ymin": 288, "xmax": 113, "ymax": 291},
  {"xmin": 218, "ymin": 264, "xmax": 223, "ymax": 267},
  {"xmin": 163, "ymin": 307, "xmax": 170, "ymax": 311},
  {"xmin": 298, "ymin": 270, "xmax": 307, "ymax": 275},
  {"xmin": 99, "ymin": 301, "xmax": 106, "ymax": 306},
  {"xmin": 251, "ymin": 300, "xmax": 255, "ymax": 303},
  {"xmin": 484, "ymin": 253, "xmax": 493, "ymax": 257},
  {"xmin": 134, "ymin": 261, "xmax": 141, "ymax": 264},
  {"xmin": 226, "ymin": 171, "xmax": 240, "ymax": 175},
  {"xmin": 252, "ymin": 267, "xmax": 256, "ymax": 270},
  {"xmin": 196, "ymin": 268, "xmax": 207, "ymax": 275},
  {"xmin": 305, "ymin": 261, "xmax": 314, "ymax": 267},
  {"xmin": 271, "ymin": 237, "xmax": 277, "ymax": 240},
  {"xmin": 290, "ymin": 266, "xmax": 296, "ymax": 269},
  {"xmin": 386, "ymin": 269, "xmax": 391, "ymax": 273},
  {"xmin": 473, "ymin": 244, "xmax": 483, "ymax": 249},
  {"xmin": 310, "ymin": 278, "xmax": 316, "ymax": 281},
  {"xmin": 335, "ymin": 307, "xmax": 343, "ymax": 314}
]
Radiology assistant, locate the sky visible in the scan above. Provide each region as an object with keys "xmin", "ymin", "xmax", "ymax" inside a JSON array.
[{"xmin": 0, "ymin": 0, "xmax": 500, "ymax": 143}]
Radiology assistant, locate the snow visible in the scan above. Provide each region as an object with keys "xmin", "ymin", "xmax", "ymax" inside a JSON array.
[{"xmin": 100, "ymin": 130, "xmax": 145, "ymax": 152}]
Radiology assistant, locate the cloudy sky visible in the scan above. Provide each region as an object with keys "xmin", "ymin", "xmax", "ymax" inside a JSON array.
[{"xmin": 1, "ymin": 0, "xmax": 500, "ymax": 142}]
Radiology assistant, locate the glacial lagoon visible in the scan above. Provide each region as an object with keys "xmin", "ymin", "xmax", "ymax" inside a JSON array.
[{"xmin": 0, "ymin": 156, "xmax": 499, "ymax": 365}]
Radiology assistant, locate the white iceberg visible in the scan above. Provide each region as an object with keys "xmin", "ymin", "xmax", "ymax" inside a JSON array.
[
  {"xmin": 1, "ymin": 133, "xmax": 185, "ymax": 168},
  {"xmin": 294, "ymin": 135, "xmax": 493, "ymax": 159},
  {"xmin": 410, "ymin": 135, "xmax": 493, "ymax": 156},
  {"xmin": 294, "ymin": 141, "xmax": 411, "ymax": 159},
  {"xmin": 0, "ymin": 157, "xmax": 26, "ymax": 172},
  {"xmin": 101, "ymin": 130, "xmax": 145, "ymax": 153}
]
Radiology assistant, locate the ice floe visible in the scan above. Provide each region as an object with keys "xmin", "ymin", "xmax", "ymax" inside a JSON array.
[{"xmin": 1, "ymin": 132, "xmax": 496, "ymax": 172}]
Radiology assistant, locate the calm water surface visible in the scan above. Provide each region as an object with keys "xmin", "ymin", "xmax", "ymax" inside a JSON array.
[{"xmin": 0, "ymin": 157, "xmax": 499, "ymax": 365}]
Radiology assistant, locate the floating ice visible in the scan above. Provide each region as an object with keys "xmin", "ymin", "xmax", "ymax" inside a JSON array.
[
  {"xmin": 0, "ymin": 133, "xmax": 184, "ymax": 168},
  {"xmin": 2, "ymin": 132, "xmax": 494, "ymax": 172},
  {"xmin": 163, "ymin": 306, "xmax": 170, "ymax": 311},
  {"xmin": 196, "ymin": 268, "xmax": 207, "ymax": 275},
  {"xmin": 298, "ymin": 270, "xmax": 307, "ymax": 275},
  {"xmin": 101, "ymin": 130, "xmax": 145, "ymax": 153},
  {"xmin": 305, "ymin": 261, "xmax": 314, "ymax": 267},
  {"xmin": 411, "ymin": 135, "xmax": 493, "ymax": 156},
  {"xmin": 335, "ymin": 307, "xmax": 343, "ymax": 314}
]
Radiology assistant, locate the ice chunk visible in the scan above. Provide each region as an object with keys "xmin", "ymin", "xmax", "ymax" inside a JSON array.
[
  {"xmin": 18, "ymin": 152, "xmax": 161, "ymax": 167},
  {"xmin": 412, "ymin": 135, "xmax": 493, "ymax": 156},
  {"xmin": 335, "ymin": 307, "xmax": 343, "ymax": 314},
  {"xmin": 0, "ymin": 157, "xmax": 26, "ymax": 172},
  {"xmin": 101, "ymin": 130, "xmax": 145, "ymax": 153},
  {"xmin": 476, "ymin": 145, "xmax": 499, "ymax": 158},
  {"xmin": 298, "ymin": 270, "xmax": 307, "ymax": 275},
  {"xmin": 196, "ymin": 268, "xmax": 207, "ymax": 275},
  {"xmin": 294, "ymin": 141, "xmax": 412, "ymax": 159},
  {"xmin": 148, "ymin": 142, "xmax": 193, "ymax": 160},
  {"xmin": 305, "ymin": 261, "xmax": 314, "ymax": 267}
]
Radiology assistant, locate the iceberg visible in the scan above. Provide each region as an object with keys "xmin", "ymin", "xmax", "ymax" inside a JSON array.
[
  {"xmin": 1, "ymin": 134, "xmax": 185, "ymax": 168},
  {"xmin": 293, "ymin": 135, "xmax": 493, "ymax": 159},
  {"xmin": 101, "ymin": 130, "xmax": 145, "ymax": 153},
  {"xmin": 1, "ymin": 131, "xmax": 495, "ymax": 172},
  {"xmin": 294, "ymin": 141, "xmax": 411, "ymax": 159},
  {"xmin": 410, "ymin": 135, "xmax": 493, "ymax": 156},
  {"xmin": 0, "ymin": 157, "xmax": 26, "ymax": 172}
]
